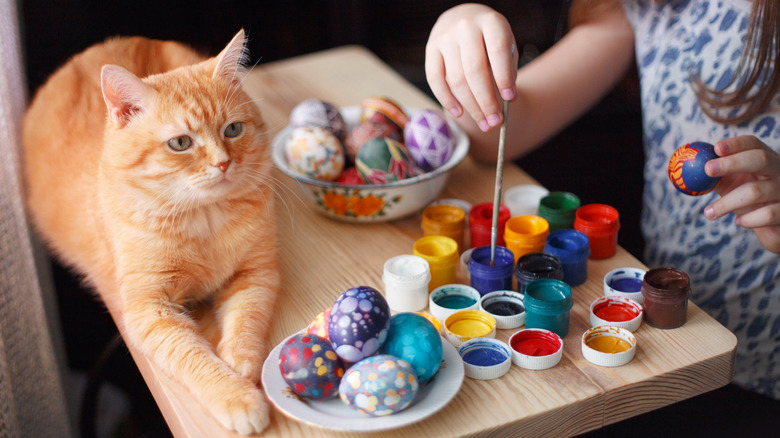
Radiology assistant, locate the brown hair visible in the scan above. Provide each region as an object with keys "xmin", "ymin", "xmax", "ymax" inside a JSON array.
[{"xmin": 570, "ymin": 0, "xmax": 780, "ymax": 125}]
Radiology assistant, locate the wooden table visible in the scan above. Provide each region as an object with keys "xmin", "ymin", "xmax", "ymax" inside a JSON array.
[{"xmin": 129, "ymin": 46, "xmax": 737, "ymax": 437}]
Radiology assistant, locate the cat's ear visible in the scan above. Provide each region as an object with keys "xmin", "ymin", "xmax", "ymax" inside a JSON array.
[
  {"xmin": 212, "ymin": 29, "xmax": 248, "ymax": 84},
  {"xmin": 101, "ymin": 65, "xmax": 154, "ymax": 128}
]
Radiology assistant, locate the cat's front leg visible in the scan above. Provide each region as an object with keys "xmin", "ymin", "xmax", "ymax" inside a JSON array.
[{"xmin": 215, "ymin": 263, "xmax": 280, "ymax": 384}]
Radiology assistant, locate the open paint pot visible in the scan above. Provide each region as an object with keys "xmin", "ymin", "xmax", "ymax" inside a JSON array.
[
  {"xmin": 589, "ymin": 296, "xmax": 643, "ymax": 332},
  {"xmin": 428, "ymin": 284, "xmax": 481, "ymax": 325},
  {"xmin": 641, "ymin": 267, "xmax": 692, "ymax": 329},
  {"xmin": 443, "ymin": 310, "xmax": 496, "ymax": 348},
  {"xmin": 581, "ymin": 325, "xmax": 637, "ymax": 367},
  {"xmin": 508, "ymin": 328, "xmax": 563, "ymax": 370},
  {"xmin": 479, "ymin": 290, "xmax": 526, "ymax": 330},
  {"xmin": 603, "ymin": 267, "xmax": 646, "ymax": 305},
  {"xmin": 458, "ymin": 337, "xmax": 512, "ymax": 380}
]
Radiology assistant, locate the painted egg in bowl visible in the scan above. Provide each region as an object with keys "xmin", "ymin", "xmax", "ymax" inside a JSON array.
[{"xmin": 272, "ymin": 106, "xmax": 470, "ymax": 222}]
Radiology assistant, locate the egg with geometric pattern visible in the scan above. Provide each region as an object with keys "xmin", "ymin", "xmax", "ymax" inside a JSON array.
[{"xmin": 404, "ymin": 109, "xmax": 454, "ymax": 171}]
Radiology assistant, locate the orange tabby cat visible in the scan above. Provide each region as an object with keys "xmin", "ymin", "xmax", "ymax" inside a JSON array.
[{"xmin": 23, "ymin": 30, "xmax": 279, "ymax": 434}]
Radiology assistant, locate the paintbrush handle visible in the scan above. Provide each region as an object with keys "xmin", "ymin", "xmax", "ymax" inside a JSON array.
[{"xmin": 490, "ymin": 100, "xmax": 509, "ymax": 264}]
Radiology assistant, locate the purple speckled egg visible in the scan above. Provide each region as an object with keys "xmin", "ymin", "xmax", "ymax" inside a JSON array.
[
  {"xmin": 668, "ymin": 141, "xmax": 721, "ymax": 196},
  {"xmin": 278, "ymin": 333, "xmax": 345, "ymax": 400},
  {"xmin": 290, "ymin": 99, "xmax": 347, "ymax": 140},
  {"xmin": 404, "ymin": 109, "xmax": 455, "ymax": 171},
  {"xmin": 284, "ymin": 126, "xmax": 345, "ymax": 181},
  {"xmin": 327, "ymin": 286, "xmax": 391, "ymax": 363},
  {"xmin": 339, "ymin": 354, "xmax": 419, "ymax": 416},
  {"xmin": 354, "ymin": 138, "xmax": 415, "ymax": 185}
]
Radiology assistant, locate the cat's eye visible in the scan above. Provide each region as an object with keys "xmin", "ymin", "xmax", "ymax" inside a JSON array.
[
  {"xmin": 224, "ymin": 122, "xmax": 243, "ymax": 138},
  {"xmin": 167, "ymin": 136, "xmax": 192, "ymax": 151}
]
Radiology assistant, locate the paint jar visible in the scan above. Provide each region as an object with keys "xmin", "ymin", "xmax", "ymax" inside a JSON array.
[
  {"xmin": 537, "ymin": 191, "xmax": 581, "ymax": 231},
  {"xmin": 515, "ymin": 252, "xmax": 565, "ymax": 294},
  {"xmin": 469, "ymin": 203, "xmax": 511, "ymax": 248},
  {"xmin": 523, "ymin": 278, "xmax": 573, "ymax": 337},
  {"xmin": 543, "ymin": 229, "xmax": 590, "ymax": 287},
  {"xmin": 503, "ymin": 215, "xmax": 550, "ymax": 262},
  {"xmin": 504, "ymin": 184, "xmax": 549, "ymax": 217},
  {"xmin": 641, "ymin": 267, "xmax": 692, "ymax": 329},
  {"xmin": 459, "ymin": 248, "xmax": 474, "ymax": 281},
  {"xmin": 413, "ymin": 235, "xmax": 459, "ymax": 292},
  {"xmin": 574, "ymin": 204, "xmax": 621, "ymax": 259},
  {"xmin": 603, "ymin": 267, "xmax": 646, "ymax": 305},
  {"xmin": 468, "ymin": 246, "xmax": 515, "ymax": 296},
  {"xmin": 382, "ymin": 255, "xmax": 431, "ymax": 313},
  {"xmin": 421, "ymin": 204, "xmax": 466, "ymax": 251},
  {"xmin": 479, "ymin": 290, "xmax": 526, "ymax": 330}
]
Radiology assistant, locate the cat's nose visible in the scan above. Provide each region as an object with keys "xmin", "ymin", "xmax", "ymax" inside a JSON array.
[{"xmin": 215, "ymin": 159, "xmax": 232, "ymax": 173}]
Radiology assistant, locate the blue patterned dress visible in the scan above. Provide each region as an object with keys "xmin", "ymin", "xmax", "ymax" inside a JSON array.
[{"xmin": 622, "ymin": 0, "xmax": 780, "ymax": 399}]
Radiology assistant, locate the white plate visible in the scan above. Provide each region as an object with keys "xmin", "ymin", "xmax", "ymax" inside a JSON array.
[{"xmin": 262, "ymin": 332, "xmax": 464, "ymax": 432}]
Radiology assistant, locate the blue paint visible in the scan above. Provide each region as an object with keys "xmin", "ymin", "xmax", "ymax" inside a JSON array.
[
  {"xmin": 468, "ymin": 246, "xmax": 515, "ymax": 295},
  {"xmin": 609, "ymin": 277, "xmax": 643, "ymax": 293},
  {"xmin": 462, "ymin": 347, "xmax": 507, "ymax": 366},
  {"xmin": 543, "ymin": 229, "xmax": 590, "ymax": 287}
]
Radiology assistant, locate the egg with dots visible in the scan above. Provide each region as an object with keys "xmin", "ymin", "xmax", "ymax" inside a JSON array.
[
  {"xmin": 379, "ymin": 312, "xmax": 443, "ymax": 382},
  {"xmin": 278, "ymin": 333, "xmax": 345, "ymax": 401},
  {"xmin": 305, "ymin": 307, "xmax": 332, "ymax": 341},
  {"xmin": 327, "ymin": 286, "xmax": 391, "ymax": 363},
  {"xmin": 355, "ymin": 137, "xmax": 416, "ymax": 184},
  {"xmin": 360, "ymin": 96, "xmax": 408, "ymax": 131},
  {"xmin": 284, "ymin": 126, "xmax": 345, "ymax": 181},
  {"xmin": 339, "ymin": 354, "xmax": 419, "ymax": 416},
  {"xmin": 404, "ymin": 109, "xmax": 455, "ymax": 171},
  {"xmin": 289, "ymin": 99, "xmax": 347, "ymax": 140},
  {"xmin": 668, "ymin": 142, "xmax": 721, "ymax": 196}
]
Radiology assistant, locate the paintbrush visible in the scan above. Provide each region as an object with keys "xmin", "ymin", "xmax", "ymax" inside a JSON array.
[{"xmin": 490, "ymin": 99, "xmax": 509, "ymax": 265}]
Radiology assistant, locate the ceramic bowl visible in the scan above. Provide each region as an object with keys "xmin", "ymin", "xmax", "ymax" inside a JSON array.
[{"xmin": 272, "ymin": 106, "xmax": 469, "ymax": 222}]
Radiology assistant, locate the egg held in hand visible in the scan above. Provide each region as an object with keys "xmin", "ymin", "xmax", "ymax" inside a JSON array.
[{"xmin": 668, "ymin": 142, "xmax": 720, "ymax": 196}]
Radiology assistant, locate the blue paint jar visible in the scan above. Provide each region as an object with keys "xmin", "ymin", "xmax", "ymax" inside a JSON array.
[
  {"xmin": 523, "ymin": 278, "xmax": 573, "ymax": 337},
  {"xmin": 543, "ymin": 229, "xmax": 590, "ymax": 287},
  {"xmin": 468, "ymin": 246, "xmax": 515, "ymax": 296},
  {"xmin": 514, "ymin": 252, "xmax": 564, "ymax": 294}
]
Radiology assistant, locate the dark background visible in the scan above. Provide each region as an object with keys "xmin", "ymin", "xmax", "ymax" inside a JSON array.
[{"xmin": 19, "ymin": 1, "xmax": 777, "ymax": 437}]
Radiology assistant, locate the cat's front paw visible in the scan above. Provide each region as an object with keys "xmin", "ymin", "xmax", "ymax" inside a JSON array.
[
  {"xmin": 211, "ymin": 384, "xmax": 270, "ymax": 435},
  {"xmin": 218, "ymin": 340, "xmax": 265, "ymax": 383}
]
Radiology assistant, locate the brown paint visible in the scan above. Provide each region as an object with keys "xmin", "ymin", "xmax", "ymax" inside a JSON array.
[{"xmin": 641, "ymin": 267, "xmax": 692, "ymax": 329}]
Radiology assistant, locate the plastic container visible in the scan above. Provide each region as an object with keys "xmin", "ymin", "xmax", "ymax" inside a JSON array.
[
  {"xmin": 603, "ymin": 267, "xmax": 646, "ymax": 305},
  {"xmin": 382, "ymin": 255, "xmax": 431, "ymax": 312},
  {"xmin": 515, "ymin": 252, "xmax": 565, "ymax": 294},
  {"xmin": 588, "ymin": 296, "xmax": 643, "ymax": 332},
  {"xmin": 413, "ymin": 235, "xmax": 459, "ymax": 292},
  {"xmin": 574, "ymin": 203, "xmax": 620, "ymax": 259},
  {"xmin": 479, "ymin": 290, "xmax": 526, "ymax": 330},
  {"xmin": 641, "ymin": 267, "xmax": 692, "ymax": 329},
  {"xmin": 504, "ymin": 184, "xmax": 550, "ymax": 217},
  {"xmin": 523, "ymin": 278, "xmax": 573, "ymax": 337},
  {"xmin": 537, "ymin": 191, "xmax": 581, "ymax": 231},
  {"xmin": 543, "ymin": 229, "xmax": 590, "ymax": 287},
  {"xmin": 443, "ymin": 310, "xmax": 496, "ymax": 348},
  {"xmin": 428, "ymin": 284, "xmax": 481, "ymax": 324},
  {"xmin": 468, "ymin": 246, "xmax": 515, "ymax": 296},
  {"xmin": 503, "ymin": 215, "xmax": 550, "ymax": 263},
  {"xmin": 508, "ymin": 328, "xmax": 563, "ymax": 370},
  {"xmin": 458, "ymin": 338, "xmax": 512, "ymax": 380},
  {"xmin": 421, "ymin": 204, "xmax": 466, "ymax": 251},
  {"xmin": 469, "ymin": 203, "xmax": 511, "ymax": 248},
  {"xmin": 581, "ymin": 325, "xmax": 637, "ymax": 367}
]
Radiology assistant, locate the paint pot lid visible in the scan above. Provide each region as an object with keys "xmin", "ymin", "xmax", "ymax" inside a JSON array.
[
  {"xmin": 581, "ymin": 325, "xmax": 637, "ymax": 367},
  {"xmin": 457, "ymin": 337, "xmax": 512, "ymax": 380},
  {"xmin": 603, "ymin": 267, "xmax": 646, "ymax": 305},
  {"xmin": 429, "ymin": 284, "xmax": 481, "ymax": 325},
  {"xmin": 479, "ymin": 290, "xmax": 526, "ymax": 330},
  {"xmin": 508, "ymin": 328, "xmax": 563, "ymax": 370},
  {"xmin": 443, "ymin": 310, "xmax": 497, "ymax": 348},
  {"xmin": 589, "ymin": 296, "xmax": 643, "ymax": 332}
]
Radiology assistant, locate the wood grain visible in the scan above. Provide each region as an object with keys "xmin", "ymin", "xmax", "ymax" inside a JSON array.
[{"xmin": 110, "ymin": 46, "xmax": 736, "ymax": 437}]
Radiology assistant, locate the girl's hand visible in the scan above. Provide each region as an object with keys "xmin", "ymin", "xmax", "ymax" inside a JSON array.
[
  {"xmin": 425, "ymin": 3, "xmax": 519, "ymax": 132},
  {"xmin": 704, "ymin": 135, "xmax": 780, "ymax": 253}
]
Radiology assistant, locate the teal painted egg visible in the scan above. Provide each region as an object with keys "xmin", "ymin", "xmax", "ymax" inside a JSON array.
[
  {"xmin": 284, "ymin": 126, "xmax": 345, "ymax": 181},
  {"xmin": 339, "ymin": 354, "xmax": 419, "ymax": 416},
  {"xmin": 355, "ymin": 137, "xmax": 415, "ymax": 184},
  {"xmin": 278, "ymin": 333, "xmax": 345, "ymax": 401},
  {"xmin": 380, "ymin": 312, "xmax": 443, "ymax": 382}
]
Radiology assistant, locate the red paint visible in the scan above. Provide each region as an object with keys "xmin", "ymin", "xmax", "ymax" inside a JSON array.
[
  {"xmin": 593, "ymin": 301, "xmax": 639, "ymax": 322},
  {"xmin": 295, "ymin": 383, "xmax": 305, "ymax": 393},
  {"xmin": 510, "ymin": 330, "xmax": 561, "ymax": 356},
  {"xmin": 288, "ymin": 347, "xmax": 299, "ymax": 364},
  {"xmin": 303, "ymin": 347, "xmax": 314, "ymax": 361}
]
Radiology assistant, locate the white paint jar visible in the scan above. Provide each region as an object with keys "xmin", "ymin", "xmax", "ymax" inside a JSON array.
[{"xmin": 382, "ymin": 255, "xmax": 431, "ymax": 312}]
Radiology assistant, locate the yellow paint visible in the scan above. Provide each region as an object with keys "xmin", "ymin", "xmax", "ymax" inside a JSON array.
[
  {"xmin": 586, "ymin": 335, "xmax": 631, "ymax": 353},
  {"xmin": 449, "ymin": 319, "xmax": 492, "ymax": 337}
]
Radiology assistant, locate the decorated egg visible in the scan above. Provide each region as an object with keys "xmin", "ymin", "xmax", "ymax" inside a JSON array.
[
  {"xmin": 380, "ymin": 313, "xmax": 443, "ymax": 382},
  {"xmin": 668, "ymin": 142, "xmax": 721, "ymax": 196},
  {"xmin": 339, "ymin": 354, "xmax": 419, "ymax": 416},
  {"xmin": 328, "ymin": 286, "xmax": 391, "ymax": 363},
  {"xmin": 334, "ymin": 167, "xmax": 364, "ymax": 185},
  {"xmin": 278, "ymin": 333, "xmax": 345, "ymax": 400},
  {"xmin": 404, "ymin": 109, "xmax": 455, "ymax": 171},
  {"xmin": 345, "ymin": 119, "xmax": 403, "ymax": 162},
  {"xmin": 290, "ymin": 99, "xmax": 346, "ymax": 140},
  {"xmin": 360, "ymin": 96, "xmax": 408, "ymax": 131},
  {"xmin": 284, "ymin": 126, "xmax": 345, "ymax": 181},
  {"xmin": 306, "ymin": 307, "xmax": 332, "ymax": 340},
  {"xmin": 355, "ymin": 138, "xmax": 415, "ymax": 184}
]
